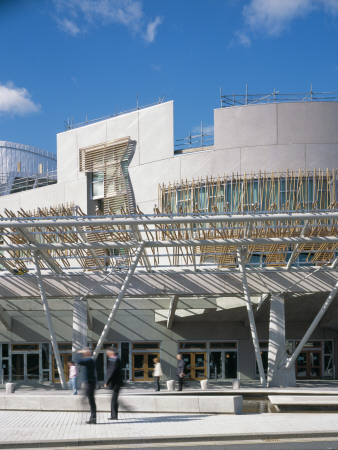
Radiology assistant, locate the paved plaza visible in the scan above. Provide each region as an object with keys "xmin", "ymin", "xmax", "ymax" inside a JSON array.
[
  {"xmin": 1, "ymin": 381, "xmax": 338, "ymax": 448},
  {"xmin": 1, "ymin": 409, "xmax": 338, "ymax": 448}
]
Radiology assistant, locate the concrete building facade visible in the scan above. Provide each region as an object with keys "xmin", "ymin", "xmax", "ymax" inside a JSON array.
[{"xmin": 0, "ymin": 97, "xmax": 337, "ymax": 387}]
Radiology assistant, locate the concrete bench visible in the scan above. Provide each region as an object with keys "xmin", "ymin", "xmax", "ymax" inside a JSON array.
[
  {"xmin": 0, "ymin": 393, "xmax": 243, "ymax": 414},
  {"xmin": 269, "ymin": 395, "xmax": 338, "ymax": 412}
]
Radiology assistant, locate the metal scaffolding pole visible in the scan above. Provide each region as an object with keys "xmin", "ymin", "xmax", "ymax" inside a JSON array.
[
  {"xmin": 93, "ymin": 243, "xmax": 145, "ymax": 358},
  {"xmin": 286, "ymin": 279, "xmax": 338, "ymax": 370},
  {"xmin": 33, "ymin": 252, "xmax": 67, "ymax": 388},
  {"xmin": 237, "ymin": 248, "xmax": 267, "ymax": 387}
]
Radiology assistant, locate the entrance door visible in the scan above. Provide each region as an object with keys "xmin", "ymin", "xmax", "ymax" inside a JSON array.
[
  {"xmin": 182, "ymin": 353, "xmax": 207, "ymax": 380},
  {"xmin": 12, "ymin": 354, "xmax": 24, "ymax": 381},
  {"xmin": 296, "ymin": 351, "xmax": 321, "ymax": 379},
  {"xmin": 210, "ymin": 351, "xmax": 238, "ymax": 379},
  {"xmin": 52, "ymin": 353, "xmax": 72, "ymax": 382},
  {"xmin": 132, "ymin": 353, "xmax": 158, "ymax": 381}
]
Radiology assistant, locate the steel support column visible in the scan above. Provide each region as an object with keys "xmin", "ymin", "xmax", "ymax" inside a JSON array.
[
  {"xmin": 167, "ymin": 295, "xmax": 179, "ymax": 329},
  {"xmin": 33, "ymin": 252, "xmax": 66, "ymax": 388},
  {"xmin": 237, "ymin": 248, "xmax": 267, "ymax": 387},
  {"xmin": 286, "ymin": 279, "xmax": 338, "ymax": 370},
  {"xmin": 93, "ymin": 243, "xmax": 145, "ymax": 358}
]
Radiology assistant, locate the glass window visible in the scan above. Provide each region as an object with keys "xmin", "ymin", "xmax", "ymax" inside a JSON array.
[
  {"xmin": 179, "ymin": 342, "xmax": 206, "ymax": 350},
  {"xmin": 27, "ymin": 354, "xmax": 39, "ymax": 380},
  {"xmin": 58, "ymin": 343, "xmax": 72, "ymax": 351},
  {"xmin": 210, "ymin": 342, "xmax": 237, "ymax": 349},
  {"xmin": 2, "ymin": 343, "xmax": 8, "ymax": 358},
  {"xmin": 41, "ymin": 343, "xmax": 49, "ymax": 370},
  {"xmin": 121, "ymin": 342, "xmax": 129, "ymax": 369},
  {"xmin": 324, "ymin": 341, "xmax": 333, "ymax": 354},
  {"xmin": 92, "ymin": 172, "xmax": 104, "ymax": 199},
  {"xmin": 12, "ymin": 344, "xmax": 38, "ymax": 351},
  {"xmin": 224, "ymin": 352, "xmax": 237, "ymax": 378},
  {"xmin": 132, "ymin": 343, "xmax": 159, "ymax": 350},
  {"xmin": 12, "ymin": 354, "xmax": 24, "ymax": 380}
]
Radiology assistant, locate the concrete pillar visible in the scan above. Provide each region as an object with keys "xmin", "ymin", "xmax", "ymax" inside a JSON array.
[
  {"xmin": 267, "ymin": 295, "xmax": 296, "ymax": 387},
  {"xmin": 72, "ymin": 298, "xmax": 88, "ymax": 356}
]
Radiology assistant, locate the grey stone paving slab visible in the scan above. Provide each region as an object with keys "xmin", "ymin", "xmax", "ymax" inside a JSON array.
[{"xmin": 0, "ymin": 411, "xmax": 338, "ymax": 448}]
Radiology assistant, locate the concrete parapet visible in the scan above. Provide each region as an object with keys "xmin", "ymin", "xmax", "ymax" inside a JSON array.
[{"xmin": 0, "ymin": 393, "xmax": 243, "ymax": 414}]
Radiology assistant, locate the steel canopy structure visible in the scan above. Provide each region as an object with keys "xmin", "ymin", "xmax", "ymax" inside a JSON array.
[
  {"xmin": 0, "ymin": 210, "xmax": 337, "ymax": 274},
  {"xmin": 0, "ymin": 209, "xmax": 337, "ymax": 388}
]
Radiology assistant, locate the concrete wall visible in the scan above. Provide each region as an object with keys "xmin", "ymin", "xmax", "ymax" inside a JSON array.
[
  {"xmin": 2, "ymin": 301, "xmax": 338, "ymax": 381},
  {"xmin": 213, "ymin": 101, "xmax": 338, "ymax": 173},
  {"xmin": 1, "ymin": 101, "xmax": 337, "ymax": 215}
]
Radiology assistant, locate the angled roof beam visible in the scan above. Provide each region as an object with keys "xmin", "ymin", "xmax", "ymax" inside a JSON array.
[
  {"xmin": 167, "ymin": 295, "xmax": 179, "ymax": 329},
  {"xmin": 93, "ymin": 242, "xmax": 145, "ymax": 359},
  {"xmin": 0, "ymin": 304, "xmax": 11, "ymax": 330},
  {"xmin": 286, "ymin": 221, "xmax": 309, "ymax": 270},
  {"xmin": 0, "ymin": 256, "xmax": 15, "ymax": 274},
  {"xmin": 130, "ymin": 224, "xmax": 152, "ymax": 272},
  {"xmin": 17, "ymin": 227, "xmax": 62, "ymax": 274},
  {"xmin": 1, "ymin": 236, "xmax": 338, "ymax": 252},
  {"xmin": 0, "ymin": 211, "xmax": 337, "ymax": 229}
]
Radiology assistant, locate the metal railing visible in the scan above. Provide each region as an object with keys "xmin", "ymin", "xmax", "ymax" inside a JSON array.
[
  {"xmin": 220, "ymin": 88, "xmax": 338, "ymax": 108},
  {"xmin": 64, "ymin": 97, "xmax": 166, "ymax": 130},
  {"xmin": 175, "ymin": 122, "xmax": 214, "ymax": 154},
  {"xmin": 0, "ymin": 171, "xmax": 57, "ymax": 197}
]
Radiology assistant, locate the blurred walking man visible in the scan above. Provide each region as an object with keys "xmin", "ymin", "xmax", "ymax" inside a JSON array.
[
  {"xmin": 104, "ymin": 348, "xmax": 123, "ymax": 420},
  {"xmin": 78, "ymin": 348, "xmax": 97, "ymax": 424}
]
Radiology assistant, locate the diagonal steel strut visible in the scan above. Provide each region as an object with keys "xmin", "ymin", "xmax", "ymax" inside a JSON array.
[{"xmin": 93, "ymin": 242, "xmax": 146, "ymax": 358}]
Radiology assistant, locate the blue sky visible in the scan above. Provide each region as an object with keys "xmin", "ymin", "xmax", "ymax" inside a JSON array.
[{"xmin": 0, "ymin": 0, "xmax": 338, "ymax": 154}]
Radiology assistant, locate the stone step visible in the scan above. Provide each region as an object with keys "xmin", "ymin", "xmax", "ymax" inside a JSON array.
[{"xmin": 0, "ymin": 393, "xmax": 243, "ymax": 414}]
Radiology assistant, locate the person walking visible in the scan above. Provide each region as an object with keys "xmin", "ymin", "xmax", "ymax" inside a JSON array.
[
  {"xmin": 176, "ymin": 354, "xmax": 186, "ymax": 391},
  {"xmin": 104, "ymin": 348, "xmax": 123, "ymax": 420},
  {"xmin": 77, "ymin": 348, "xmax": 97, "ymax": 424},
  {"xmin": 153, "ymin": 357, "xmax": 163, "ymax": 391},
  {"xmin": 67, "ymin": 360, "xmax": 77, "ymax": 395}
]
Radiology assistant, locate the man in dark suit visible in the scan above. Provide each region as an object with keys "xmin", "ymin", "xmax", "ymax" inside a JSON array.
[
  {"xmin": 77, "ymin": 348, "xmax": 97, "ymax": 424},
  {"xmin": 104, "ymin": 348, "xmax": 123, "ymax": 420},
  {"xmin": 176, "ymin": 353, "xmax": 186, "ymax": 391}
]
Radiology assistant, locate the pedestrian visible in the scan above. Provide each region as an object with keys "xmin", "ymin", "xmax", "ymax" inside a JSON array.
[
  {"xmin": 77, "ymin": 348, "xmax": 97, "ymax": 424},
  {"xmin": 104, "ymin": 348, "xmax": 123, "ymax": 420},
  {"xmin": 67, "ymin": 360, "xmax": 77, "ymax": 395},
  {"xmin": 153, "ymin": 357, "xmax": 163, "ymax": 391},
  {"xmin": 176, "ymin": 353, "xmax": 186, "ymax": 391}
]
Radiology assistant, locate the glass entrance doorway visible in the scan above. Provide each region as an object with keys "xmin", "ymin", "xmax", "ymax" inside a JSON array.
[
  {"xmin": 52, "ymin": 353, "xmax": 72, "ymax": 382},
  {"xmin": 12, "ymin": 353, "xmax": 39, "ymax": 381},
  {"xmin": 132, "ymin": 353, "xmax": 158, "ymax": 380},
  {"xmin": 182, "ymin": 353, "xmax": 207, "ymax": 380},
  {"xmin": 296, "ymin": 351, "xmax": 321, "ymax": 379},
  {"xmin": 210, "ymin": 351, "xmax": 237, "ymax": 380}
]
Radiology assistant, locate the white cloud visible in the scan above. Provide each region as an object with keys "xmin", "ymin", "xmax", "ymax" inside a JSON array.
[
  {"xmin": 0, "ymin": 82, "xmax": 40, "ymax": 116},
  {"xmin": 243, "ymin": 0, "xmax": 316, "ymax": 35},
  {"xmin": 235, "ymin": 30, "xmax": 251, "ymax": 47},
  {"xmin": 192, "ymin": 124, "xmax": 214, "ymax": 135},
  {"xmin": 324, "ymin": 0, "xmax": 338, "ymax": 14},
  {"xmin": 56, "ymin": 17, "xmax": 80, "ymax": 36},
  {"xmin": 235, "ymin": 0, "xmax": 338, "ymax": 45},
  {"xmin": 144, "ymin": 16, "xmax": 162, "ymax": 43},
  {"xmin": 53, "ymin": 0, "xmax": 162, "ymax": 42}
]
